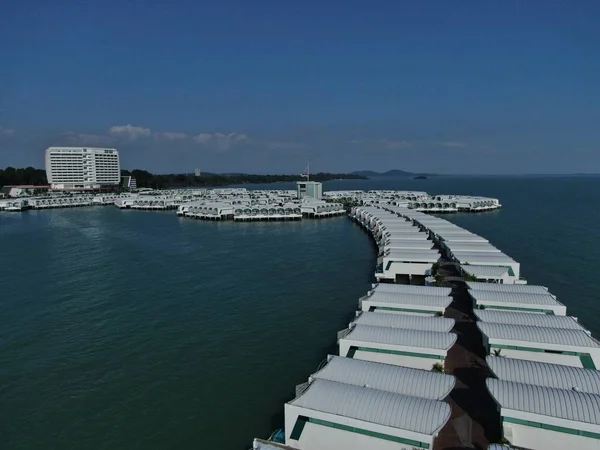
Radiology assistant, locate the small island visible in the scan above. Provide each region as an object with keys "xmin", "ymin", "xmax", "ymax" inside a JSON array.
[{"xmin": 414, "ymin": 175, "xmax": 428, "ymax": 180}]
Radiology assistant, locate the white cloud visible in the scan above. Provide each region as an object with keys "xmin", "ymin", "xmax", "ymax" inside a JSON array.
[
  {"xmin": 62, "ymin": 132, "xmax": 115, "ymax": 146},
  {"xmin": 109, "ymin": 124, "xmax": 152, "ymax": 140},
  {"xmin": 380, "ymin": 139, "xmax": 413, "ymax": 150},
  {"xmin": 436, "ymin": 141, "xmax": 467, "ymax": 148},
  {"xmin": 158, "ymin": 132, "xmax": 188, "ymax": 141},
  {"xmin": 0, "ymin": 125, "xmax": 15, "ymax": 137},
  {"xmin": 193, "ymin": 133, "xmax": 213, "ymax": 144},
  {"xmin": 193, "ymin": 132, "xmax": 249, "ymax": 151},
  {"xmin": 267, "ymin": 141, "xmax": 310, "ymax": 151}
]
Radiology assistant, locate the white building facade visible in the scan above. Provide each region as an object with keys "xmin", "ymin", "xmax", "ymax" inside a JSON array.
[{"xmin": 45, "ymin": 147, "xmax": 120, "ymax": 189}]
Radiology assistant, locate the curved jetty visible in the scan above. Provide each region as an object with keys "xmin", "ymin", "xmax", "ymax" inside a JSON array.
[
  {"xmin": 0, "ymin": 188, "xmax": 501, "ymax": 216},
  {"xmin": 3, "ymin": 186, "xmax": 596, "ymax": 450},
  {"xmin": 253, "ymin": 201, "xmax": 600, "ymax": 450}
]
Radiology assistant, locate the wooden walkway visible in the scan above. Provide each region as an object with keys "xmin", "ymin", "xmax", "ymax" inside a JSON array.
[{"xmin": 434, "ymin": 262, "xmax": 502, "ymax": 450}]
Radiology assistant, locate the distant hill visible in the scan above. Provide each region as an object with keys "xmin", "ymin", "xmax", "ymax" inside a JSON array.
[{"xmin": 352, "ymin": 169, "xmax": 436, "ymax": 178}]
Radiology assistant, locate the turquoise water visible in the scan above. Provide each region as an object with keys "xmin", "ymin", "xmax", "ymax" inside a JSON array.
[{"xmin": 1, "ymin": 176, "xmax": 599, "ymax": 449}]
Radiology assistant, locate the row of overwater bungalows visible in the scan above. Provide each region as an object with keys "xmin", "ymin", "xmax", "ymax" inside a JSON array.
[
  {"xmin": 469, "ymin": 281, "xmax": 600, "ymax": 450},
  {"xmin": 253, "ymin": 207, "xmax": 460, "ymax": 450},
  {"xmin": 254, "ymin": 205, "xmax": 600, "ymax": 450},
  {"xmin": 383, "ymin": 206, "xmax": 600, "ymax": 450}
]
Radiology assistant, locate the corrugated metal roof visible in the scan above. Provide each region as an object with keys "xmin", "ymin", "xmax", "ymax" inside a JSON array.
[
  {"xmin": 461, "ymin": 265, "xmax": 510, "ymax": 278},
  {"xmin": 353, "ymin": 312, "xmax": 455, "ymax": 332},
  {"xmin": 383, "ymin": 250, "xmax": 440, "ymax": 263},
  {"xmin": 344, "ymin": 325, "xmax": 457, "ymax": 350},
  {"xmin": 477, "ymin": 322, "xmax": 600, "ymax": 348},
  {"xmin": 487, "ymin": 445, "xmax": 518, "ymax": 450},
  {"xmin": 311, "ymin": 356, "xmax": 455, "ymax": 400},
  {"xmin": 371, "ymin": 283, "xmax": 451, "ymax": 296},
  {"xmin": 384, "ymin": 233, "xmax": 430, "ymax": 241},
  {"xmin": 474, "ymin": 310, "xmax": 587, "ymax": 331},
  {"xmin": 364, "ymin": 291, "xmax": 453, "ymax": 308},
  {"xmin": 383, "ymin": 240, "xmax": 435, "ymax": 250},
  {"xmin": 446, "ymin": 242, "xmax": 501, "ymax": 252},
  {"xmin": 487, "ymin": 356, "xmax": 600, "ymax": 395},
  {"xmin": 290, "ymin": 379, "xmax": 452, "ymax": 435},
  {"xmin": 442, "ymin": 235, "xmax": 489, "ymax": 243},
  {"xmin": 486, "ymin": 378, "xmax": 600, "ymax": 425},
  {"xmin": 452, "ymin": 251, "xmax": 516, "ymax": 264},
  {"xmin": 467, "ymin": 282, "xmax": 549, "ymax": 294},
  {"xmin": 470, "ymin": 290, "xmax": 562, "ymax": 306}
]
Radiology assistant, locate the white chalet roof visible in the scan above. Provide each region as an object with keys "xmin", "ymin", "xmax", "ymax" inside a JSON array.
[
  {"xmin": 344, "ymin": 325, "xmax": 456, "ymax": 351},
  {"xmin": 383, "ymin": 240, "xmax": 435, "ymax": 250},
  {"xmin": 384, "ymin": 232, "xmax": 430, "ymax": 241},
  {"xmin": 452, "ymin": 251, "xmax": 516, "ymax": 265},
  {"xmin": 487, "ymin": 356, "xmax": 600, "ymax": 395},
  {"xmin": 353, "ymin": 312, "xmax": 455, "ymax": 332},
  {"xmin": 445, "ymin": 242, "xmax": 501, "ymax": 253},
  {"xmin": 487, "ymin": 378, "xmax": 600, "ymax": 426},
  {"xmin": 440, "ymin": 234, "xmax": 489, "ymax": 243},
  {"xmin": 310, "ymin": 356, "xmax": 455, "ymax": 400},
  {"xmin": 362, "ymin": 291, "xmax": 453, "ymax": 308},
  {"xmin": 474, "ymin": 310, "xmax": 587, "ymax": 332},
  {"xmin": 383, "ymin": 250, "xmax": 440, "ymax": 263},
  {"xmin": 477, "ymin": 323, "xmax": 600, "ymax": 348},
  {"xmin": 466, "ymin": 282, "xmax": 549, "ymax": 294},
  {"xmin": 290, "ymin": 379, "xmax": 452, "ymax": 435},
  {"xmin": 461, "ymin": 265, "xmax": 511, "ymax": 278},
  {"xmin": 371, "ymin": 283, "xmax": 451, "ymax": 296},
  {"xmin": 470, "ymin": 290, "xmax": 562, "ymax": 307}
]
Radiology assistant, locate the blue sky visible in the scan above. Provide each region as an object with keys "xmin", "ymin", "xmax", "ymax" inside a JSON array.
[{"xmin": 1, "ymin": 1, "xmax": 599, "ymax": 174}]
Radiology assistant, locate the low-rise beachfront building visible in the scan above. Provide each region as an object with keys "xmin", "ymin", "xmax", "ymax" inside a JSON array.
[
  {"xmin": 460, "ymin": 265, "xmax": 521, "ymax": 284},
  {"xmin": 338, "ymin": 325, "xmax": 456, "ymax": 370},
  {"xmin": 478, "ymin": 322, "xmax": 600, "ymax": 369},
  {"xmin": 486, "ymin": 379, "xmax": 600, "ymax": 450},
  {"xmin": 349, "ymin": 311, "xmax": 455, "ymax": 333},
  {"xmin": 178, "ymin": 202, "xmax": 235, "ymax": 219},
  {"xmin": 470, "ymin": 290, "xmax": 567, "ymax": 315},
  {"xmin": 474, "ymin": 309, "xmax": 590, "ymax": 333},
  {"xmin": 380, "ymin": 239, "xmax": 435, "ymax": 252},
  {"xmin": 300, "ymin": 201, "xmax": 345, "ymax": 218},
  {"xmin": 0, "ymin": 198, "xmax": 28, "ymax": 211},
  {"xmin": 467, "ymin": 281, "xmax": 549, "ymax": 294},
  {"xmin": 451, "ymin": 251, "xmax": 521, "ymax": 278},
  {"xmin": 442, "ymin": 242, "xmax": 502, "ymax": 253},
  {"xmin": 381, "ymin": 231, "xmax": 431, "ymax": 241},
  {"xmin": 376, "ymin": 249, "xmax": 440, "ymax": 282},
  {"xmin": 370, "ymin": 283, "xmax": 452, "ymax": 297},
  {"xmin": 440, "ymin": 233, "xmax": 491, "ymax": 244},
  {"xmin": 486, "ymin": 356, "xmax": 600, "ymax": 395},
  {"xmin": 307, "ymin": 355, "xmax": 456, "ymax": 400},
  {"xmin": 284, "ymin": 379, "xmax": 451, "ymax": 450},
  {"xmin": 26, "ymin": 195, "xmax": 96, "ymax": 209},
  {"xmin": 359, "ymin": 291, "xmax": 452, "ymax": 316}
]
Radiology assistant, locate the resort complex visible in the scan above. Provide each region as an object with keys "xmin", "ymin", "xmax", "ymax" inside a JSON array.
[{"xmin": 1, "ymin": 185, "xmax": 597, "ymax": 450}]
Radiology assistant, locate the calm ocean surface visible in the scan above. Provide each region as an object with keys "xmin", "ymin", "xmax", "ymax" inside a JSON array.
[{"xmin": 0, "ymin": 176, "xmax": 599, "ymax": 449}]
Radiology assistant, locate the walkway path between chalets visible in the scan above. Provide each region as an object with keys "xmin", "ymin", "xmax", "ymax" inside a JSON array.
[{"xmin": 433, "ymin": 260, "xmax": 502, "ymax": 450}]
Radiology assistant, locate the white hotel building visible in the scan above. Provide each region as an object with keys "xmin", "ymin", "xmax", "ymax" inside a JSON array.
[{"xmin": 45, "ymin": 147, "xmax": 120, "ymax": 189}]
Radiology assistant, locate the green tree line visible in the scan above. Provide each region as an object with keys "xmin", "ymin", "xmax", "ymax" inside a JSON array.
[
  {"xmin": 0, "ymin": 167, "xmax": 48, "ymax": 187},
  {"xmin": 1, "ymin": 167, "xmax": 366, "ymax": 189},
  {"xmin": 121, "ymin": 170, "xmax": 366, "ymax": 189}
]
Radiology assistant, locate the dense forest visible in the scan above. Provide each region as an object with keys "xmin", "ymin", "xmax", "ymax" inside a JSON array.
[
  {"xmin": 0, "ymin": 167, "xmax": 366, "ymax": 189},
  {"xmin": 0, "ymin": 167, "xmax": 48, "ymax": 187},
  {"xmin": 121, "ymin": 170, "xmax": 366, "ymax": 189}
]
